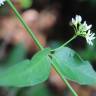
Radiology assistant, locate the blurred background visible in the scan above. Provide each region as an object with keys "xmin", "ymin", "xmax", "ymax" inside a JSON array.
[{"xmin": 0, "ymin": 0, "xmax": 96, "ymax": 96}]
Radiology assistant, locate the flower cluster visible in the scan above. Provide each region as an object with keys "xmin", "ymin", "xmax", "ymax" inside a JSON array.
[
  {"xmin": 71, "ymin": 15, "xmax": 95, "ymax": 46},
  {"xmin": 0, "ymin": 0, "xmax": 6, "ymax": 6}
]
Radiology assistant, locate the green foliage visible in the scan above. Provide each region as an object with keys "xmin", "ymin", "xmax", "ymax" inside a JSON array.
[
  {"xmin": 79, "ymin": 39, "xmax": 96, "ymax": 60},
  {"xmin": 19, "ymin": 0, "xmax": 32, "ymax": 9},
  {"xmin": 0, "ymin": 48, "xmax": 51, "ymax": 87},
  {"xmin": 52, "ymin": 47, "xmax": 96, "ymax": 85},
  {"xmin": 79, "ymin": 46, "xmax": 96, "ymax": 60},
  {"xmin": 0, "ymin": 43, "xmax": 27, "ymax": 69},
  {"xmin": 6, "ymin": 43, "xmax": 27, "ymax": 64},
  {"xmin": 18, "ymin": 84, "xmax": 54, "ymax": 96}
]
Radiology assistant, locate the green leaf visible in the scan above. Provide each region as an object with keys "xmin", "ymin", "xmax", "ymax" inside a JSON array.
[
  {"xmin": 0, "ymin": 48, "xmax": 51, "ymax": 87},
  {"xmin": 6, "ymin": 43, "xmax": 27, "ymax": 64},
  {"xmin": 52, "ymin": 47, "xmax": 96, "ymax": 86}
]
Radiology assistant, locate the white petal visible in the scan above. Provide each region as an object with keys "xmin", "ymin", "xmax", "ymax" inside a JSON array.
[
  {"xmin": 85, "ymin": 31, "xmax": 95, "ymax": 46},
  {"xmin": 76, "ymin": 15, "xmax": 82, "ymax": 23},
  {"xmin": 71, "ymin": 15, "xmax": 82, "ymax": 27},
  {"xmin": 83, "ymin": 21, "xmax": 87, "ymax": 26},
  {"xmin": 0, "ymin": 0, "xmax": 5, "ymax": 6},
  {"xmin": 87, "ymin": 30, "xmax": 91, "ymax": 35},
  {"xmin": 90, "ymin": 33, "xmax": 95, "ymax": 38},
  {"xmin": 82, "ymin": 21, "xmax": 92, "ymax": 31},
  {"xmin": 72, "ymin": 18, "xmax": 75, "ymax": 24},
  {"xmin": 89, "ymin": 41, "xmax": 93, "ymax": 46},
  {"xmin": 87, "ymin": 24, "xmax": 92, "ymax": 30},
  {"xmin": 78, "ymin": 15, "xmax": 82, "ymax": 22}
]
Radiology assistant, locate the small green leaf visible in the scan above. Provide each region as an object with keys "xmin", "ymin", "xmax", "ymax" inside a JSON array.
[
  {"xmin": 0, "ymin": 48, "xmax": 51, "ymax": 87},
  {"xmin": 52, "ymin": 47, "xmax": 96, "ymax": 85}
]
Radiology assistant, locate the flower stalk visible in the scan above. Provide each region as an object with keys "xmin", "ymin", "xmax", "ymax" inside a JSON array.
[{"xmin": 53, "ymin": 35, "xmax": 78, "ymax": 52}]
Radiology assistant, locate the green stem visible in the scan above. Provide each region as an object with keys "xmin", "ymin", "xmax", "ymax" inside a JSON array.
[
  {"xmin": 53, "ymin": 35, "xmax": 77, "ymax": 51},
  {"xmin": 62, "ymin": 35, "xmax": 77, "ymax": 46},
  {"xmin": 6, "ymin": 0, "xmax": 44, "ymax": 50},
  {"xmin": 49, "ymin": 55, "xmax": 78, "ymax": 96},
  {"xmin": 6, "ymin": 1, "xmax": 78, "ymax": 96}
]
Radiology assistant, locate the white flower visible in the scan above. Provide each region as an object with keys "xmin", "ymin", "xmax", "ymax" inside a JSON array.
[
  {"xmin": 72, "ymin": 15, "xmax": 82, "ymax": 26},
  {"xmin": 85, "ymin": 30, "xmax": 95, "ymax": 46},
  {"xmin": 0, "ymin": 0, "xmax": 6, "ymax": 6},
  {"xmin": 71, "ymin": 15, "xmax": 95, "ymax": 46},
  {"xmin": 81, "ymin": 21, "xmax": 92, "ymax": 31}
]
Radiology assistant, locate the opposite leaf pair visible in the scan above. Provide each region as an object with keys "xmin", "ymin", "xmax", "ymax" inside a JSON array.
[{"xmin": 0, "ymin": 48, "xmax": 96, "ymax": 87}]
